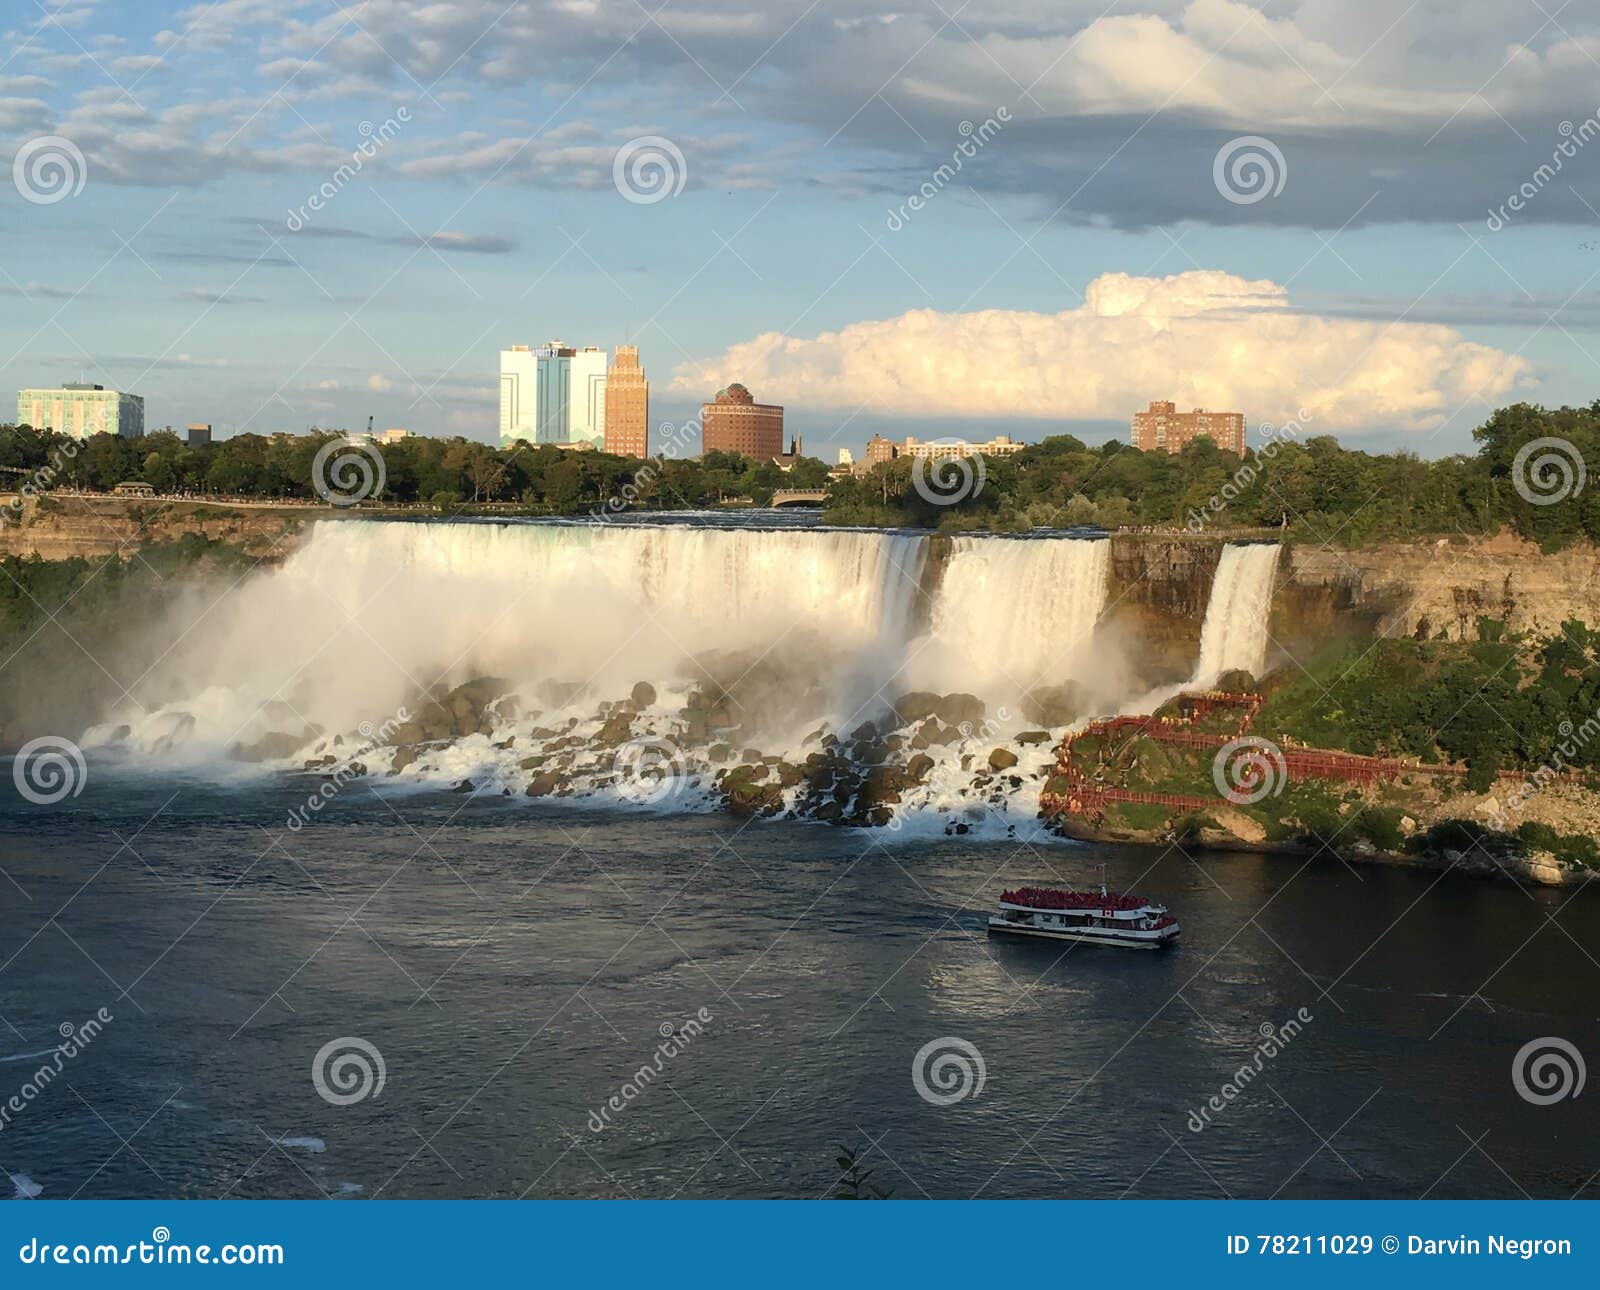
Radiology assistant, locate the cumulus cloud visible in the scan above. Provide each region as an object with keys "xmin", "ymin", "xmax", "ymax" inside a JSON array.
[{"xmin": 671, "ymin": 270, "xmax": 1533, "ymax": 434}]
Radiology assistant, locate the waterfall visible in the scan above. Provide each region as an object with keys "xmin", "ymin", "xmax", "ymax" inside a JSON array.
[
  {"xmin": 1193, "ymin": 543, "xmax": 1281, "ymax": 685},
  {"xmin": 915, "ymin": 536, "xmax": 1110, "ymax": 707}
]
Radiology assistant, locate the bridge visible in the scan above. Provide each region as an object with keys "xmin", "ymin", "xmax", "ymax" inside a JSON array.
[{"xmin": 770, "ymin": 488, "xmax": 828, "ymax": 507}]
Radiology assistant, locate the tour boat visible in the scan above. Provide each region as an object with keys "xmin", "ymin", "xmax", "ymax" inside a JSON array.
[{"xmin": 988, "ymin": 882, "xmax": 1180, "ymax": 950}]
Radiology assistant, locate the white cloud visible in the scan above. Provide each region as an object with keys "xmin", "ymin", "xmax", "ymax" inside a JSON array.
[{"xmin": 670, "ymin": 270, "xmax": 1534, "ymax": 434}]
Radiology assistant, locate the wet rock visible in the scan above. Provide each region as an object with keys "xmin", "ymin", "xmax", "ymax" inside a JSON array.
[
  {"xmin": 1213, "ymin": 669, "xmax": 1258, "ymax": 694},
  {"xmin": 935, "ymin": 693, "xmax": 986, "ymax": 729},
  {"xmin": 907, "ymin": 753, "xmax": 935, "ymax": 781},
  {"xmin": 302, "ymin": 754, "xmax": 336, "ymax": 769},
  {"xmin": 891, "ymin": 691, "xmax": 942, "ymax": 724},
  {"xmin": 1016, "ymin": 730, "xmax": 1052, "ymax": 745},
  {"xmin": 708, "ymin": 743, "xmax": 733, "ymax": 764},
  {"xmin": 803, "ymin": 726, "xmax": 828, "ymax": 746},
  {"xmin": 493, "ymin": 736, "xmax": 516, "ymax": 750},
  {"xmin": 524, "ymin": 772, "xmax": 562, "ymax": 797},
  {"xmin": 1020, "ymin": 682, "xmax": 1087, "ymax": 729},
  {"xmin": 389, "ymin": 747, "xmax": 420, "ymax": 775},
  {"xmin": 850, "ymin": 720, "xmax": 879, "ymax": 741},
  {"xmin": 988, "ymin": 748, "xmax": 1019, "ymax": 771},
  {"xmin": 631, "ymin": 681, "xmax": 657, "ymax": 708},
  {"xmin": 815, "ymin": 801, "xmax": 844, "ymax": 823},
  {"xmin": 594, "ymin": 712, "xmax": 635, "ymax": 747},
  {"xmin": 743, "ymin": 747, "xmax": 763, "ymax": 763},
  {"xmin": 452, "ymin": 779, "xmax": 475, "ymax": 793}
]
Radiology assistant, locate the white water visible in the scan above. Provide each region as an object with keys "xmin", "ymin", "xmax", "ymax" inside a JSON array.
[
  {"xmin": 78, "ymin": 522, "xmax": 1280, "ymax": 838},
  {"xmin": 915, "ymin": 536, "xmax": 1109, "ymax": 705},
  {"xmin": 1193, "ymin": 542, "xmax": 1282, "ymax": 685}
]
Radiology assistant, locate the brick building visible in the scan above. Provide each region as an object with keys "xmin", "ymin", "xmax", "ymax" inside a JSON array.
[
  {"xmin": 701, "ymin": 383, "xmax": 784, "ymax": 458},
  {"xmin": 603, "ymin": 345, "xmax": 650, "ymax": 458},
  {"xmin": 1131, "ymin": 401, "xmax": 1245, "ymax": 455}
]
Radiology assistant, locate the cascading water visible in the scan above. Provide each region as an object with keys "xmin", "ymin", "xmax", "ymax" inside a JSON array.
[
  {"xmin": 1192, "ymin": 542, "xmax": 1281, "ymax": 685},
  {"xmin": 76, "ymin": 521, "xmax": 1278, "ymax": 840},
  {"xmin": 915, "ymin": 536, "xmax": 1109, "ymax": 705}
]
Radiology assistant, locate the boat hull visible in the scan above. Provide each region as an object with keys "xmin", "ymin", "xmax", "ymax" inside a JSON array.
[{"xmin": 987, "ymin": 916, "xmax": 1179, "ymax": 950}]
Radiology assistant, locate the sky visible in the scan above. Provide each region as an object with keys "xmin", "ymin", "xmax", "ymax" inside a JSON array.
[{"xmin": 2, "ymin": 0, "xmax": 1599, "ymax": 461}]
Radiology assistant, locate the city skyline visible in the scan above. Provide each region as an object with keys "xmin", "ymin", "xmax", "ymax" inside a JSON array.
[{"xmin": 3, "ymin": 4, "xmax": 1599, "ymax": 461}]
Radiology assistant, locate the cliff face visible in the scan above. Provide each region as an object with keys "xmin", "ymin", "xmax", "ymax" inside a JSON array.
[
  {"xmin": 0, "ymin": 496, "xmax": 315, "ymax": 562},
  {"xmin": 1100, "ymin": 537, "xmax": 1223, "ymax": 682},
  {"xmin": 1282, "ymin": 532, "xmax": 1600, "ymax": 642},
  {"xmin": 1099, "ymin": 531, "xmax": 1600, "ymax": 681}
]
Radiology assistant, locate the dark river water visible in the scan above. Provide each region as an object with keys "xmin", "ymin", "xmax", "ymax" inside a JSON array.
[{"xmin": 1, "ymin": 773, "xmax": 1595, "ymax": 1200}]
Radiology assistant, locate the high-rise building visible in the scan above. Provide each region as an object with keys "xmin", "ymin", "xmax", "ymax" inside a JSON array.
[
  {"xmin": 18, "ymin": 383, "xmax": 144, "ymax": 438},
  {"xmin": 186, "ymin": 423, "xmax": 212, "ymax": 446},
  {"xmin": 500, "ymin": 342, "xmax": 610, "ymax": 447},
  {"xmin": 701, "ymin": 383, "xmax": 784, "ymax": 458},
  {"xmin": 1131, "ymin": 401, "xmax": 1246, "ymax": 455},
  {"xmin": 499, "ymin": 345, "xmax": 538, "ymax": 445},
  {"xmin": 865, "ymin": 434, "xmax": 898, "ymax": 465},
  {"xmin": 569, "ymin": 346, "xmax": 608, "ymax": 449},
  {"xmin": 603, "ymin": 345, "xmax": 650, "ymax": 457}
]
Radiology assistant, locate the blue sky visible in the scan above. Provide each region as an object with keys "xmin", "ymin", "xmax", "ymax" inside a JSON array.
[{"xmin": 3, "ymin": 0, "xmax": 1600, "ymax": 459}]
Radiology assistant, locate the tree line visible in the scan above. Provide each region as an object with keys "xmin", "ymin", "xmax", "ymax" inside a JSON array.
[
  {"xmin": 0, "ymin": 424, "xmax": 832, "ymax": 512},
  {"xmin": 823, "ymin": 401, "xmax": 1600, "ymax": 549}
]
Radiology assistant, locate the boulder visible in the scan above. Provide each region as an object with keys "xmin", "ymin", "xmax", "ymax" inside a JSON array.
[
  {"xmin": 988, "ymin": 747, "xmax": 1019, "ymax": 771},
  {"xmin": 907, "ymin": 753, "xmax": 935, "ymax": 781},
  {"xmin": 1020, "ymin": 682, "xmax": 1086, "ymax": 729},
  {"xmin": 891, "ymin": 691, "xmax": 942, "ymax": 724},
  {"xmin": 1016, "ymin": 730, "xmax": 1052, "ymax": 745},
  {"xmin": 630, "ymin": 681, "xmax": 657, "ymax": 708},
  {"xmin": 935, "ymin": 693, "xmax": 986, "ymax": 729}
]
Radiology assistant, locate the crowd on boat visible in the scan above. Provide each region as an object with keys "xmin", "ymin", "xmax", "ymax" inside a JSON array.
[{"xmin": 1000, "ymin": 886, "xmax": 1154, "ymax": 912}]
